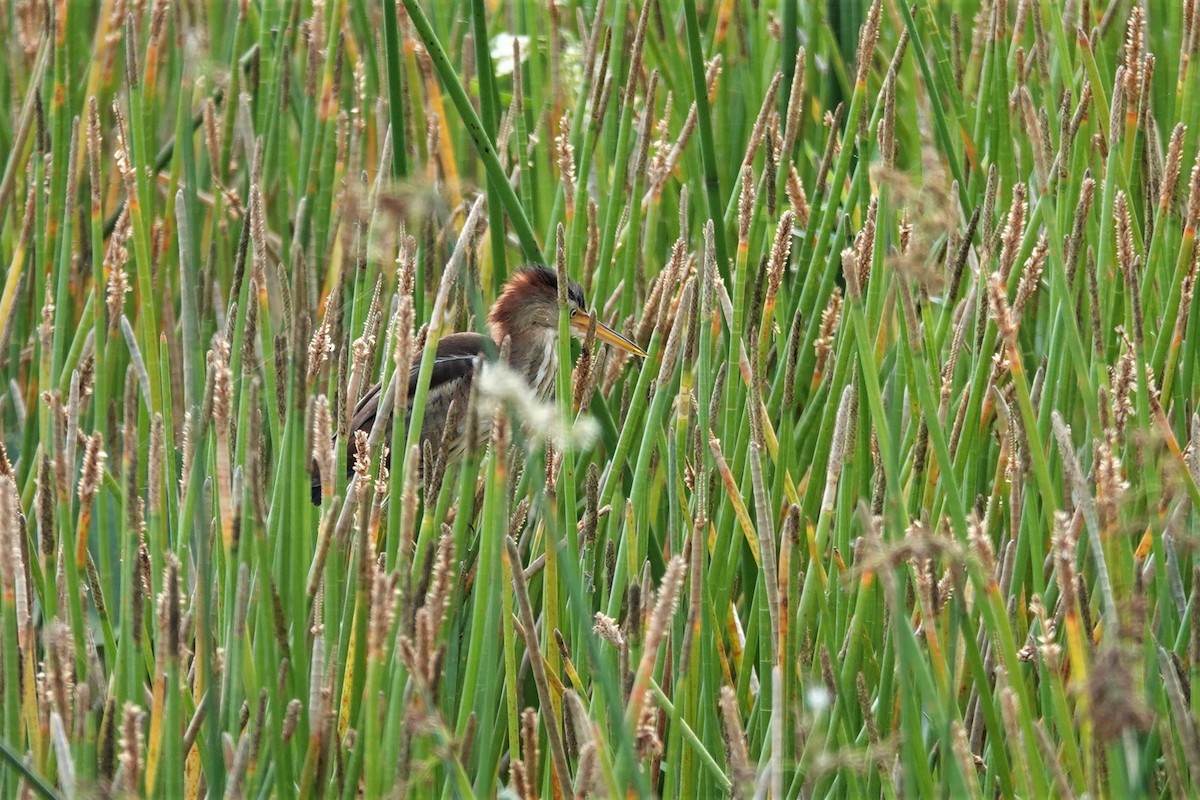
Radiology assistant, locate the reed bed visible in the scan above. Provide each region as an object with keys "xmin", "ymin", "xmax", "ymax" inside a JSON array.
[{"xmin": 1, "ymin": 0, "xmax": 1199, "ymax": 797}]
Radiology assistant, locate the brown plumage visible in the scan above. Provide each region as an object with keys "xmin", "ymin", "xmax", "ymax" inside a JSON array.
[{"xmin": 311, "ymin": 264, "xmax": 645, "ymax": 504}]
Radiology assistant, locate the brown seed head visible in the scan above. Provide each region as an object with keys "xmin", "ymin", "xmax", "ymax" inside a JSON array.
[
  {"xmin": 841, "ymin": 248, "xmax": 861, "ymax": 301},
  {"xmin": 1162, "ymin": 123, "xmax": 1187, "ymax": 209},
  {"xmin": 999, "ymin": 183, "xmax": 1028, "ymax": 281},
  {"xmin": 719, "ymin": 685, "xmax": 753, "ymax": 797},
  {"xmin": 854, "ymin": 0, "xmax": 882, "ymax": 88},
  {"xmin": 737, "ymin": 165, "xmax": 753, "ymax": 242},
  {"xmin": 118, "ymin": 703, "xmax": 145, "ymax": 793},
  {"xmin": 1014, "ymin": 234, "xmax": 1049, "ymax": 320},
  {"xmin": 786, "ymin": 165, "xmax": 810, "ymax": 227},
  {"xmin": 1123, "ymin": 6, "xmax": 1145, "ymax": 105},
  {"xmin": 1187, "ymin": 162, "xmax": 1200, "ymax": 232},
  {"xmin": 1115, "ymin": 191, "xmax": 1137, "ymax": 281},
  {"xmin": 987, "ymin": 272, "xmax": 1016, "ymax": 342},
  {"xmin": 767, "ymin": 210, "xmax": 795, "ymax": 305}
]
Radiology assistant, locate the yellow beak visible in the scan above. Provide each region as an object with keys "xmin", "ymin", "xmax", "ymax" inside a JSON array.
[{"xmin": 571, "ymin": 312, "xmax": 648, "ymax": 358}]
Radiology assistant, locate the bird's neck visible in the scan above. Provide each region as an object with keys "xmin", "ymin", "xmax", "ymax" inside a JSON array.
[{"xmin": 501, "ymin": 327, "xmax": 560, "ymax": 402}]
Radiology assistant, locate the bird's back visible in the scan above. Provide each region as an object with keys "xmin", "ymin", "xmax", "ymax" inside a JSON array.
[{"xmin": 310, "ymin": 332, "xmax": 491, "ymax": 504}]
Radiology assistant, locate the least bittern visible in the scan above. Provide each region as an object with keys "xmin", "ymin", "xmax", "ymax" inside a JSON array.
[{"xmin": 311, "ymin": 264, "xmax": 646, "ymax": 504}]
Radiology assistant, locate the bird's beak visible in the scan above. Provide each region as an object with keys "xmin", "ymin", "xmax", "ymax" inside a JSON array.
[{"xmin": 571, "ymin": 313, "xmax": 648, "ymax": 358}]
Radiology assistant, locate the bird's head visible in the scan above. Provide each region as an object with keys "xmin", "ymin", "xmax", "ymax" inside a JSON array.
[{"xmin": 488, "ymin": 264, "xmax": 647, "ymax": 357}]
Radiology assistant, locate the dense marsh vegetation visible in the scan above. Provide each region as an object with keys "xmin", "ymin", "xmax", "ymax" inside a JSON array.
[{"xmin": 2, "ymin": 0, "xmax": 1200, "ymax": 796}]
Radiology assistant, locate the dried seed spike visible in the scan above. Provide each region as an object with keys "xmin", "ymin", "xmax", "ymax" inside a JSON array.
[
  {"xmin": 841, "ymin": 248, "xmax": 861, "ymax": 301},
  {"xmin": 210, "ymin": 334, "xmax": 233, "ymax": 435},
  {"xmin": 147, "ymin": 0, "xmax": 169, "ymax": 49},
  {"xmin": 1109, "ymin": 326, "xmax": 1138, "ymax": 434},
  {"xmin": 123, "ymin": 16, "xmax": 139, "ymax": 90},
  {"xmin": 1116, "ymin": 194, "xmax": 1149, "ymax": 355},
  {"xmin": 719, "ymin": 685, "xmax": 753, "ymax": 797},
  {"xmin": 249, "ymin": 151, "xmax": 268, "ymax": 290},
  {"xmin": 1109, "ymin": 66, "xmax": 1127, "ymax": 153},
  {"xmin": 945, "ymin": 207, "xmax": 980, "ymax": 309},
  {"xmin": 823, "ymin": 382, "xmax": 859, "ymax": 516},
  {"xmin": 786, "ymin": 165, "xmax": 810, "ymax": 227},
  {"xmin": 814, "ymin": 103, "xmax": 844, "ymax": 198},
  {"xmin": 656, "ymin": 279, "xmax": 695, "ymax": 390},
  {"xmin": 782, "ymin": 47, "xmax": 806, "ymax": 157},
  {"xmin": 86, "ymin": 97, "xmax": 103, "ymax": 213},
  {"xmin": 1032, "ymin": 92, "xmax": 1054, "ymax": 187},
  {"xmin": 981, "ymin": 164, "xmax": 1000, "ymax": 247},
  {"xmin": 737, "ymin": 164, "xmax": 753, "ymax": 243},
  {"xmin": 282, "ymin": 699, "xmax": 303, "ymax": 742},
  {"xmin": 623, "ymin": 0, "xmax": 653, "ymax": 107},
  {"xmin": 774, "ymin": 301, "xmax": 802, "ymax": 409},
  {"xmin": 1161, "ymin": 123, "xmax": 1186, "ymax": 210},
  {"xmin": 987, "ymin": 271, "xmax": 1017, "ymax": 342},
  {"xmin": 37, "ymin": 454, "xmax": 55, "ymax": 561},
  {"xmin": 510, "ymin": 759, "xmax": 531, "ymax": 799},
  {"xmin": 1014, "ymin": 234, "xmax": 1049, "ymax": 321},
  {"xmin": 854, "ymin": 0, "xmax": 882, "ymax": 88},
  {"xmin": 942, "ymin": 295, "xmax": 974, "ymax": 407},
  {"xmin": 635, "ymin": 700, "xmax": 663, "ymax": 760},
  {"xmin": 0, "ymin": 474, "xmax": 21, "ymax": 629},
  {"xmin": 632, "ymin": 70, "xmax": 660, "ymax": 185},
  {"xmin": 811, "ymin": 287, "xmax": 840, "ymax": 381},
  {"xmin": 555, "ymin": 112, "xmax": 576, "ymax": 211},
  {"xmin": 879, "ymin": 67, "xmax": 897, "ymax": 168},
  {"xmin": 1070, "ymin": 82, "xmax": 1093, "ymax": 151},
  {"xmin": 311, "ymin": 394, "xmax": 334, "ymax": 501},
  {"xmin": 583, "ymin": 200, "xmax": 601, "ymax": 294},
  {"xmin": 1188, "ymin": 162, "xmax": 1200, "ymax": 233},
  {"xmin": 307, "ymin": 312, "xmax": 333, "ymax": 385},
  {"xmin": 1085, "ymin": 247, "xmax": 1103, "ymax": 356},
  {"xmin": 645, "ymin": 92, "xmax": 675, "ymax": 196},
  {"xmin": 1052, "ymin": 510, "xmax": 1079, "ymax": 614},
  {"xmin": 626, "ymin": 555, "xmax": 687, "ymax": 726},
  {"xmin": 563, "ymin": 688, "xmax": 593, "ymax": 759},
  {"xmin": 161, "ymin": 553, "xmax": 181, "ymax": 660},
  {"xmin": 999, "ymin": 183, "xmax": 1028, "ymax": 281},
  {"xmin": 519, "ymin": 707, "xmax": 540, "ymax": 784},
  {"xmin": 1065, "ymin": 174, "xmax": 1096, "ymax": 284},
  {"xmin": 1124, "ymin": 5, "xmax": 1146, "ymax": 107},
  {"xmin": 991, "ymin": 0, "xmax": 1009, "ymax": 42},
  {"xmin": 747, "ymin": 255, "xmax": 769, "ymax": 346},
  {"xmin": 856, "ymin": 197, "xmax": 879, "ymax": 290},
  {"xmin": 767, "ymin": 210, "xmax": 795, "ymax": 308},
  {"xmin": 949, "ymin": 13, "xmax": 965, "ymax": 90},
  {"xmin": 201, "ymin": 96, "xmax": 223, "ymax": 183},
  {"xmin": 1175, "ymin": 251, "xmax": 1199, "ymax": 379},
  {"xmin": 742, "ymin": 71, "xmax": 783, "ymax": 169},
  {"xmin": 555, "ymin": 223, "xmax": 568, "ymax": 308},
  {"xmin": 1187, "ymin": 1, "xmax": 1199, "ymax": 59},
  {"xmin": 147, "ymin": 414, "xmax": 164, "ymax": 516},
  {"xmin": 117, "ymin": 703, "xmax": 145, "ymax": 793},
  {"xmin": 590, "ymin": 73, "xmax": 615, "ymax": 144},
  {"xmin": 398, "ymin": 443, "xmax": 419, "ymax": 561},
  {"xmin": 572, "ymin": 312, "xmax": 597, "ymax": 411}
]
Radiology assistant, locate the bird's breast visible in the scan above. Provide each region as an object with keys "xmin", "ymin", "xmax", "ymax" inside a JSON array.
[{"xmin": 527, "ymin": 331, "xmax": 559, "ymax": 402}]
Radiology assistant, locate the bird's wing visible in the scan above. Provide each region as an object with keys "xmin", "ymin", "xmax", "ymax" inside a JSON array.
[
  {"xmin": 313, "ymin": 333, "xmax": 491, "ymax": 504},
  {"xmin": 349, "ymin": 333, "xmax": 490, "ymax": 453},
  {"xmin": 406, "ymin": 332, "xmax": 492, "ymax": 400}
]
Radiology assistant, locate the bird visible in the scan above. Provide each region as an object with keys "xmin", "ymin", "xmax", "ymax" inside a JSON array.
[{"xmin": 311, "ymin": 264, "xmax": 647, "ymax": 504}]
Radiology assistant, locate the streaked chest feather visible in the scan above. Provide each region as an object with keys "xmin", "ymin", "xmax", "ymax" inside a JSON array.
[{"xmin": 529, "ymin": 332, "xmax": 559, "ymax": 401}]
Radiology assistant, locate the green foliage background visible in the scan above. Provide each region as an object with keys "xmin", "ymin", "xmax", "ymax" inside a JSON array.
[{"xmin": 1, "ymin": 0, "xmax": 1200, "ymax": 797}]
